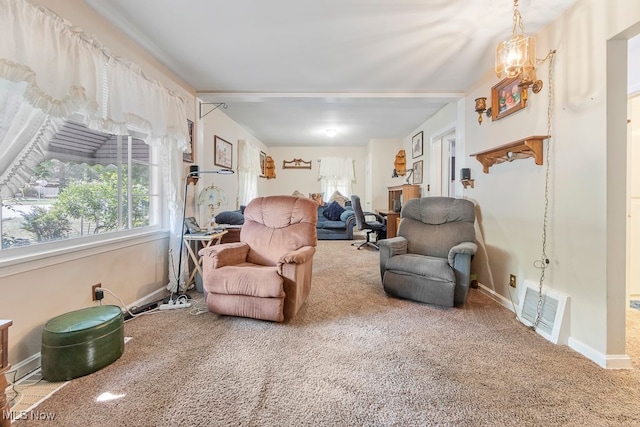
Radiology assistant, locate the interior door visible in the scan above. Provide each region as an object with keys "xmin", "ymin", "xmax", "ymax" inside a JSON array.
[
  {"xmin": 429, "ymin": 137, "xmax": 443, "ymax": 196},
  {"xmin": 429, "ymin": 129, "xmax": 457, "ymax": 197},
  {"xmin": 628, "ymin": 94, "xmax": 640, "ymax": 301}
]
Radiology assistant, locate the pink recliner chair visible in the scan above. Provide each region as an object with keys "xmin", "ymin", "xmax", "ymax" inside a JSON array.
[{"xmin": 199, "ymin": 195, "xmax": 318, "ymax": 322}]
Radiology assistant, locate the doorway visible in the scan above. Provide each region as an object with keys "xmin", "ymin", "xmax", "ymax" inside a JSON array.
[
  {"xmin": 429, "ymin": 129, "xmax": 457, "ymax": 197},
  {"xmin": 627, "ymin": 32, "xmax": 640, "ymax": 364}
]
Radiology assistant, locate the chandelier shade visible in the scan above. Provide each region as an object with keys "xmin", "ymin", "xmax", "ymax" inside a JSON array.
[{"xmin": 495, "ymin": 0, "xmax": 537, "ymax": 85}]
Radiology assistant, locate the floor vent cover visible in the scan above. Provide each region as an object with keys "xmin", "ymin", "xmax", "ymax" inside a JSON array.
[{"xmin": 518, "ymin": 280, "xmax": 570, "ymax": 344}]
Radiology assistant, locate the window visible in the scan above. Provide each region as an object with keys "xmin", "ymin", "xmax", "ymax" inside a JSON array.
[
  {"xmin": 0, "ymin": 120, "xmax": 159, "ymax": 251},
  {"xmin": 318, "ymin": 157, "xmax": 355, "ymax": 200}
]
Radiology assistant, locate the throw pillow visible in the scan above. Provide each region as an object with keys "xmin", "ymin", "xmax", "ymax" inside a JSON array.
[
  {"xmin": 215, "ymin": 210, "xmax": 245, "ymax": 225},
  {"xmin": 323, "ymin": 201, "xmax": 345, "ymax": 221},
  {"xmin": 328, "ymin": 190, "xmax": 350, "ymax": 207},
  {"xmin": 309, "ymin": 192, "xmax": 324, "ymax": 205},
  {"xmin": 292, "ymin": 190, "xmax": 305, "ymax": 198}
]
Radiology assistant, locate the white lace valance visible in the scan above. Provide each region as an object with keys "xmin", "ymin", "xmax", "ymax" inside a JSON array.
[
  {"xmin": 318, "ymin": 157, "xmax": 355, "ymax": 181},
  {"xmin": 0, "ymin": 0, "xmax": 188, "ymax": 144}
]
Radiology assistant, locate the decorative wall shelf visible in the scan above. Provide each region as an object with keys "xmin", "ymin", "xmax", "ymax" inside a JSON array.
[
  {"xmin": 282, "ymin": 158, "xmax": 312, "ymax": 169},
  {"xmin": 470, "ymin": 135, "xmax": 550, "ymax": 173}
]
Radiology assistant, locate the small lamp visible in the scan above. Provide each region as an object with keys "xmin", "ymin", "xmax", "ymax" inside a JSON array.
[
  {"xmin": 198, "ymin": 185, "xmax": 227, "ymax": 228},
  {"xmin": 393, "ymin": 168, "xmax": 414, "ymax": 184},
  {"xmin": 474, "ymin": 97, "xmax": 487, "ymax": 125}
]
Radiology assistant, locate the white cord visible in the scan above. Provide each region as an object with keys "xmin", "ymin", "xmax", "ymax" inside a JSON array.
[
  {"xmin": 96, "ymin": 287, "xmax": 161, "ymax": 321},
  {"xmin": 189, "ymin": 296, "xmax": 208, "ymax": 315}
]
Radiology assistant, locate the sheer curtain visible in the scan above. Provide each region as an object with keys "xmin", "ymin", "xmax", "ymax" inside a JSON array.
[
  {"xmin": 318, "ymin": 157, "xmax": 355, "ymax": 200},
  {"xmin": 237, "ymin": 140, "xmax": 260, "ymax": 206},
  {"xmin": 0, "ymin": 0, "xmax": 189, "ymax": 292}
]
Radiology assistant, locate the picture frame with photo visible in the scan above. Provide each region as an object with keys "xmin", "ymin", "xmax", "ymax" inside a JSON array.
[
  {"xmin": 259, "ymin": 151, "xmax": 266, "ymax": 177},
  {"xmin": 214, "ymin": 135, "xmax": 232, "ymax": 169},
  {"xmin": 183, "ymin": 119, "xmax": 194, "ymax": 163},
  {"xmin": 413, "ymin": 160, "xmax": 423, "ymax": 185},
  {"xmin": 491, "ymin": 77, "xmax": 527, "ymax": 121},
  {"xmin": 412, "ymin": 131, "xmax": 423, "ymax": 158}
]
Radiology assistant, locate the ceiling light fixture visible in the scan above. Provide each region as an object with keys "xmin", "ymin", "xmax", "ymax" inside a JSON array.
[
  {"xmin": 495, "ymin": 0, "xmax": 542, "ymax": 93},
  {"xmin": 325, "ymin": 129, "xmax": 337, "ymax": 137}
]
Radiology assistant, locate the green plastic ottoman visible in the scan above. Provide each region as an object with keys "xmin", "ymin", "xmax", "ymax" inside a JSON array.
[{"xmin": 41, "ymin": 305, "xmax": 124, "ymax": 382}]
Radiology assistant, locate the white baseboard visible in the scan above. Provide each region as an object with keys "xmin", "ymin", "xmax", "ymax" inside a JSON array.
[
  {"xmin": 477, "ymin": 282, "xmax": 516, "ymax": 312},
  {"xmin": 568, "ymin": 337, "xmax": 633, "ymax": 369},
  {"xmin": 125, "ymin": 287, "xmax": 167, "ymax": 311},
  {"xmin": 3, "ymin": 353, "xmax": 41, "ymax": 385}
]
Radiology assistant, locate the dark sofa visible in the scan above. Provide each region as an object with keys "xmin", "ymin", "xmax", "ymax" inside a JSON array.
[{"xmin": 215, "ymin": 202, "xmax": 357, "ymax": 240}]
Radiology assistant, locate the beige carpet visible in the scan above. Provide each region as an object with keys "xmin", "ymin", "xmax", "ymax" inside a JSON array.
[{"xmin": 13, "ymin": 241, "xmax": 640, "ymax": 426}]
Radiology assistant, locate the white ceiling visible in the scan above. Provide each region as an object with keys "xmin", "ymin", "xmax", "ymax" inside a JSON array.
[{"xmin": 84, "ymin": 0, "xmax": 579, "ymax": 147}]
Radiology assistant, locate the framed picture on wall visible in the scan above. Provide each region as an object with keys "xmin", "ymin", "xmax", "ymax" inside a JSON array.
[
  {"xmin": 214, "ymin": 135, "xmax": 232, "ymax": 169},
  {"xmin": 412, "ymin": 131, "xmax": 423, "ymax": 158},
  {"xmin": 259, "ymin": 151, "xmax": 266, "ymax": 177},
  {"xmin": 183, "ymin": 119, "xmax": 194, "ymax": 163},
  {"xmin": 413, "ymin": 160, "xmax": 423, "ymax": 185},
  {"xmin": 491, "ymin": 77, "xmax": 527, "ymax": 121}
]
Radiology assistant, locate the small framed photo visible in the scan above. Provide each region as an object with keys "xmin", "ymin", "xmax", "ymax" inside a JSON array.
[
  {"xmin": 413, "ymin": 160, "xmax": 423, "ymax": 185},
  {"xmin": 214, "ymin": 135, "xmax": 232, "ymax": 169},
  {"xmin": 492, "ymin": 77, "xmax": 526, "ymax": 121},
  {"xmin": 412, "ymin": 131, "xmax": 423, "ymax": 158},
  {"xmin": 183, "ymin": 119, "xmax": 194, "ymax": 163},
  {"xmin": 259, "ymin": 151, "xmax": 267, "ymax": 177}
]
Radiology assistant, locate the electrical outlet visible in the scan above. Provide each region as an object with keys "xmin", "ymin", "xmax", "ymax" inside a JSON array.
[
  {"xmin": 91, "ymin": 283, "xmax": 102, "ymax": 301},
  {"xmin": 509, "ymin": 274, "xmax": 517, "ymax": 288}
]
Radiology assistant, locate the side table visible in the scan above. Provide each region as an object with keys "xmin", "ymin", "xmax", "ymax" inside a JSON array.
[
  {"xmin": 183, "ymin": 231, "xmax": 227, "ymax": 288},
  {"xmin": 1, "ymin": 319, "xmax": 13, "ymax": 427}
]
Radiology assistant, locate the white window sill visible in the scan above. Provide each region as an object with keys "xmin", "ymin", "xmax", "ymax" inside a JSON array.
[{"xmin": 0, "ymin": 228, "xmax": 170, "ymax": 278}]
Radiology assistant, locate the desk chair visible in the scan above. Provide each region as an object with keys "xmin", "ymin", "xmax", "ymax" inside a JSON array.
[{"xmin": 351, "ymin": 195, "xmax": 386, "ymax": 250}]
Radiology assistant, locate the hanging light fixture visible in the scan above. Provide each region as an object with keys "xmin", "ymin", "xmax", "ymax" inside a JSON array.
[{"xmin": 495, "ymin": 0, "xmax": 543, "ymax": 93}]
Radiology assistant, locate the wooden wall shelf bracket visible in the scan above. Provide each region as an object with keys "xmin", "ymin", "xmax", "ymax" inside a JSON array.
[
  {"xmin": 461, "ymin": 179, "xmax": 475, "ymax": 189},
  {"xmin": 469, "ymin": 135, "xmax": 550, "ymax": 173}
]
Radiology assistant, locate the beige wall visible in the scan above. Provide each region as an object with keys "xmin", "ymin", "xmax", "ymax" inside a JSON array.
[
  {"xmin": 459, "ymin": 0, "xmax": 640, "ymax": 366},
  {"xmin": 367, "ymin": 139, "xmax": 403, "ymax": 212},
  {"xmin": 260, "ymin": 146, "xmax": 367, "ymax": 200},
  {"xmin": 194, "ymin": 107, "xmax": 268, "ymax": 221},
  {"xmin": 401, "ymin": 102, "xmax": 460, "ymax": 199}
]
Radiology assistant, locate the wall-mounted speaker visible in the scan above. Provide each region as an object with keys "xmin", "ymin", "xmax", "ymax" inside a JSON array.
[{"xmin": 460, "ymin": 168, "xmax": 471, "ymax": 180}]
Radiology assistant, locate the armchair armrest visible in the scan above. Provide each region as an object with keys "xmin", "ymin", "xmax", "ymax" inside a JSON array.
[
  {"xmin": 199, "ymin": 242, "xmax": 249, "ymax": 269},
  {"xmin": 447, "ymin": 241, "xmax": 478, "ymax": 267},
  {"xmin": 378, "ymin": 236, "xmax": 408, "ymax": 280},
  {"xmin": 364, "ymin": 211, "xmax": 386, "ymax": 224},
  {"xmin": 277, "ymin": 246, "xmax": 316, "ymax": 278},
  {"xmin": 278, "ymin": 246, "xmax": 316, "ymax": 267}
]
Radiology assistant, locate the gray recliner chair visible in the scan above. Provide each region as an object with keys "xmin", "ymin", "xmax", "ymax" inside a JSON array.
[{"xmin": 379, "ymin": 197, "xmax": 477, "ymax": 307}]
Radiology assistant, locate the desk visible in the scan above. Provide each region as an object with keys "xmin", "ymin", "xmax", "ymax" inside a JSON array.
[
  {"xmin": 183, "ymin": 231, "xmax": 227, "ymax": 288},
  {"xmin": 378, "ymin": 210, "xmax": 400, "ymax": 238}
]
